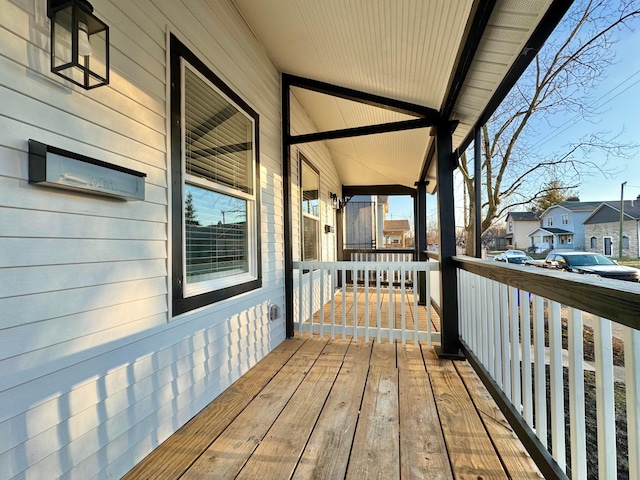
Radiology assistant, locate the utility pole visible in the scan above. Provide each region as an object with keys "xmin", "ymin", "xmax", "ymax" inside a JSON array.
[{"xmin": 619, "ymin": 181, "xmax": 627, "ymax": 259}]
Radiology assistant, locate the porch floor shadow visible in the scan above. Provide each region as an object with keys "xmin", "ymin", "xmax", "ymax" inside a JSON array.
[{"xmin": 123, "ymin": 338, "xmax": 543, "ymax": 479}]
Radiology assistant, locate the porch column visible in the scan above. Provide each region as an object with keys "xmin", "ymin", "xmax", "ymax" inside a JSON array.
[
  {"xmin": 474, "ymin": 126, "xmax": 482, "ymax": 258},
  {"xmin": 435, "ymin": 121, "xmax": 463, "ymax": 359},
  {"xmin": 282, "ymin": 75, "xmax": 294, "ymax": 338},
  {"xmin": 415, "ymin": 181, "xmax": 428, "ymax": 305}
]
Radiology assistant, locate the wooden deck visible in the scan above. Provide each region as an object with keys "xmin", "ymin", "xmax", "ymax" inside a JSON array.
[{"xmin": 124, "ymin": 336, "xmax": 543, "ymax": 479}]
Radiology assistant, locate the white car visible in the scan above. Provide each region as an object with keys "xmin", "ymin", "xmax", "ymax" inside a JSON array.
[{"xmin": 493, "ymin": 250, "xmax": 534, "ymax": 265}]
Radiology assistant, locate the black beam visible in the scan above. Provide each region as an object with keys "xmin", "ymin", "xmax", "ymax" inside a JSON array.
[
  {"xmin": 282, "ymin": 75, "xmax": 294, "ymax": 338},
  {"xmin": 434, "ymin": 122, "xmax": 463, "ymax": 360},
  {"xmin": 461, "ymin": 341, "xmax": 568, "ymax": 480},
  {"xmin": 474, "ymin": 126, "xmax": 482, "ymax": 258},
  {"xmin": 342, "ymin": 184, "xmax": 416, "ymax": 197},
  {"xmin": 416, "ymin": 181, "xmax": 427, "ymax": 305},
  {"xmin": 458, "ymin": 0, "xmax": 574, "ymax": 152},
  {"xmin": 285, "ymin": 73, "xmax": 440, "ymax": 120},
  {"xmin": 440, "ymin": 0, "xmax": 498, "ymax": 120},
  {"xmin": 290, "ymin": 118, "xmax": 433, "ymax": 145}
]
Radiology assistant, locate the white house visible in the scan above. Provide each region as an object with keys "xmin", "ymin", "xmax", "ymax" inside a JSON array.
[
  {"xmin": 528, "ymin": 201, "xmax": 601, "ymax": 252},
  {"xmin": 0, "ymin": 1, "xmax": 571, "ymax": 478},
  {"xmin": 504, "ymin": 211, "xmax": 539, "ymax": 250}
]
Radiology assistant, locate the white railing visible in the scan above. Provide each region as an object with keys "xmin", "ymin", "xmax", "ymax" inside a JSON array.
[
  {"xmin": 293, "ymin": 260, "xmax": 437, "ymax": 345},
  {"xmin": 456, "ymin": 258, "xmax": 640, "ymax": 479}
]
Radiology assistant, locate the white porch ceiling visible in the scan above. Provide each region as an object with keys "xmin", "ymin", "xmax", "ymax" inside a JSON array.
[{"xmin": 231, "ymin": 0, "xmax": 554, "ymax": 191}]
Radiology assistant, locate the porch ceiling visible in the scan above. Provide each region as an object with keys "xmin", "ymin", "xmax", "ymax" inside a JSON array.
[{"xmin": 231, "ymin": 0, "xmax": 554, "ymax": 192}]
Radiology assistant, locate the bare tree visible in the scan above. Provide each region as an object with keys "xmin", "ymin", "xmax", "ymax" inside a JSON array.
[{"xmin": 459, "ymin": 0, "xmax": 640, "ymax": 255}]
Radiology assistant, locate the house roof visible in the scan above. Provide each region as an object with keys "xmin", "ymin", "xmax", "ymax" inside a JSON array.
[
  {"xmin": 528, "ymin": 227, "xmax": 573, "ymax": 236},
  {"xmin": 584, "ymin": 201, "xmax": 640, "ymax": 223},
  {"xmin": 507, "ymin": 211, "xmax": 539, "ymax": 221},
  {"xmin": 384, "ymin": 220, "xmax": 411, "ymax": 232},
  {"xmin": 233, "ymin": 1, "xmax": 567, "ymax": 192}
]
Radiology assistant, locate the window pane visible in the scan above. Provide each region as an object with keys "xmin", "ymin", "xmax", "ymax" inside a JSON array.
[
  {"xmin": 301, "ymin": 162, "xmax": 319, "ymax": 216},
  {"xmin": 303, "ymin": 216, "xmax": 319, "ymax": 261},
  {"xmin": 185, "ymin": 183, "xmax": 248, "ymax": 284},
  {"xmin": 185, "ymin": 67, "xmax": 253, "ymax": 194}
]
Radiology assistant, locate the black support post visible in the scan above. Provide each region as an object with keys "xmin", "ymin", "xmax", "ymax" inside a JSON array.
[
  {"xmin": 416, "ymin": 181, "xmax": 427, "ymax": 305},
  {"xmin": 282, "ymin": 76, "xmax": 294, "ymax": 338},
  {"xmin": 474, "ymin": 126, "xmax": 482, "ymax": 258},
  {"xmin": 435, "ymin": 122, "xmax": 464, "ymax": 359}
]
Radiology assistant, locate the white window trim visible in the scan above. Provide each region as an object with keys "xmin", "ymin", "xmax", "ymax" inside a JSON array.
[
  {"xmin": 181, "ymin": 61, "xmax": 258, "ymax": 298},
  {"xmin": 300, "ymin": 153, "xmax": 321, "ymax": 263}
]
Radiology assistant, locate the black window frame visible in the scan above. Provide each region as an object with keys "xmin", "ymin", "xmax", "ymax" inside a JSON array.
[{"xmin": 170, "ymin": 34, "xmax": 261, "ymax": 316}]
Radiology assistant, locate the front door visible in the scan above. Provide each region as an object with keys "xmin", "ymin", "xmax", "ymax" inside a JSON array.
[{"xmin": 603, "ymin": 236, "xmax": 612, "ymax": 256}]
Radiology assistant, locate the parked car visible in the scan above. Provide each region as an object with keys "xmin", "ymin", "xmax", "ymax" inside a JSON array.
[
  {"xmin": 543, "ymin": 252, "xmax": 640, "ymax": 282},
  {"xmin": 493, "ymin": 250, "xmax": 535, "ymax": 265}
]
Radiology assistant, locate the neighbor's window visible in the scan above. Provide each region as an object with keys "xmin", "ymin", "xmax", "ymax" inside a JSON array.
[
  {"xmin": 546, "ymin": 217, "xmax": 553, "ymax": 227},
  {"xmin": 300, "ymin": 155, "xmax": 320, "ymax": 261},
  {"xmin": 590, "ymin": 236, "xmax": 597, "ymax": 249},
  {"xmin": 623, "ymin": 236, "xmax": 630, "ymax": 250},
  {"xmin": 561, "ymin": 214, "xmax": 568, "ymax": 225},
  {"xmin": 508, "ymin": 221, "xmax": 513, "ymax": 232},
  {"xmin": 170, "ymin": 35, "xmax": 261, "ymax": 316}
]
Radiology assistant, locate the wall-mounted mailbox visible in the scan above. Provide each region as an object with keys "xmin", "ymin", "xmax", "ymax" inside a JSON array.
[{"xmin": 29, "ymin": 140, "xmax": 146, "ymax": 200}]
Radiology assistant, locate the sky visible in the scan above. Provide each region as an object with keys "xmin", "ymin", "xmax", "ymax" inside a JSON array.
[{"xmin": 388, "ymin": 9, "xmax": 640, "ymax": 228}]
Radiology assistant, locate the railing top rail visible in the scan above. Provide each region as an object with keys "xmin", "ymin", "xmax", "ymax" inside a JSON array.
[
  {"xmin": 294, "ymin": 260, "xmax": 430, "ymax": 271},
  {"xmin": 454, "ymin": 255, "xmax": 640, "ymax": 331},
  {"xmin": 344, "ymin": 248, "xmax": 415, "ymax": 254}
]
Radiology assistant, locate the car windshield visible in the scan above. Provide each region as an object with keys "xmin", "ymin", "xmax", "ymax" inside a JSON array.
[
  {"xmin": 507, "ymin": 257, "xmax": 526, "ymax": 264},
  {"xmin": 564, "ymin": 254, "xmax": 616, "ymax": 266}
]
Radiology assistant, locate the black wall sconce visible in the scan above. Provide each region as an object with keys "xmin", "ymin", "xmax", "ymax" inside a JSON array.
[
  {"xmin": 329, "ymin": 191, "xmax": 342, "ymax": 210},
  {"xmin": 47, "ymin": 0, "xmax": 109, "ymax": 89}
]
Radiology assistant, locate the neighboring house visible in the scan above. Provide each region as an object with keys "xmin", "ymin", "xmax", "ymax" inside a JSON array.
[
  {"xmin": 384, "ymin": 219, "xmax": 411, "ymax": 247},
  {"xmin": 583, "ymin": 197, "xmax": 640, "ymax": 258},
  {"xmin": 504, "ymin": 211, "xmax": 539, "ymax": 250},
  {"xmin": 528, "ymin": 201, "xmax": 601, "ymax": 252},
  {"xmin": 344, "ymin": 195, "xmax": 388, "ymax": 249}
]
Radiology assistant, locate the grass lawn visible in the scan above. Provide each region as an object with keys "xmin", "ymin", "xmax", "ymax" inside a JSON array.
[{"xmin": 618, "ymin": 257, "xmax": 640, "ymax": 267}]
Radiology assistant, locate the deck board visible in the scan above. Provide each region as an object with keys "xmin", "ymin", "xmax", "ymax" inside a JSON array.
[{"xmin": 125, "ymin": 296, "xmax": 542, "ymax": 480}]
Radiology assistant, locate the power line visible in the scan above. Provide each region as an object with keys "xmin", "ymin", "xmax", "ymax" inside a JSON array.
[{"xmin": 530, "ymin": 66, "xmax": 640, "ymax": 149}]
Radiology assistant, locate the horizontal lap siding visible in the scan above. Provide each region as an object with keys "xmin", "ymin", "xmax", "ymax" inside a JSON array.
[{"xmin": 0, "ymin": 0, "xmax": 285, "ymax": 479}]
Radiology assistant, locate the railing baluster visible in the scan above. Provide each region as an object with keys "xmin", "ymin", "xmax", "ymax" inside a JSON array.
[
  {"xmin": 484, "ymin": 277, "xmax": 492, "ymax": 376},
  {"xmin": 520, "ymin": 289, "xmax": 532, "ymax": 426},
  {"xmin": 353, "ymin": 265, "xmax": 358, "ymax": 341},
  {"xmin": 625, "ymin": 326, "xmax": 640, "ymax": 480},
  {"xmin": 298, "ymin": 269, "xmax": 303, "ymax": 337},
  {"xmin": 376, "ymin": 265, "xmax": 381, "ymax": 343},
  {"xmin": 319, "ymin": 267, "xmax": 325, "ymax": 339},
  {"xmin": 532, "ymin": 295, "xmax": 547, "ymax": 448},
  {"xmin": 549, "ymin": 300, "xmax": 566, "ymax": 471},
  {"xmin": 594, "ymin": 316, "xmax": 617, "ymax": 479},
  {"xmin": 474, "ymin": 274, "xmax": 481, "ymax": 360},
  {"xmin": 492, "ymin": 280, "xmax": 502, "ymax": 387},
  {"xmin": 426, "ymin": 262, "xmax": 432, "ymax": 346},
  {"xmin": 413, "ymin": 266, "xmax": 418, "ymax": 346},
  {"xmin": 341, "ymin": 268, "xmax": 347, "ymax": 340},
  {"xmin": 365, "ymin": 266, "xmax": 370, "ymax": 343},
  {"xmin": 500, "ymin": 283, "xmax": 510, "ymax": 399},
  {"xmin": 308, "ymin": 267, "xmax": 314, "ymax": 338},
  {"xmin": 330, "ymin": 267, "xmax": 336, "ymax": 340},
  {"xmin": 401, "ymin": 265, "xmax": 406, "ymax": 345},
  {"xmin": 509, "ymin": 287, "xmax": 521, "ymax": 410},
  {"xmin": 388, "ymin": 265, "xmax": 393, "ymax": 343},
  {"xmin": 568, "ymin": 307, "xmax": 587, "ymax": 479}
]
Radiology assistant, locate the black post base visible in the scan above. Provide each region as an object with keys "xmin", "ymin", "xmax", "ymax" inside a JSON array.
[{"xmin": 434, "ymin": 345, "xmax": 466, "ymax": 361}]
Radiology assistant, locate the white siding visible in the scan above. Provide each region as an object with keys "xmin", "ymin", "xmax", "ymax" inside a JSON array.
[{"xmin": 0, "ymin": 0, "xmax": 296, "ymax": 478}]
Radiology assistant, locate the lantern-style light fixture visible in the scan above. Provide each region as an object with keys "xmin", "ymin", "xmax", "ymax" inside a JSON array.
[
  {"xmin": 329, "ymin": 191, "xmax": 341, "ymax": 210},
  {"xmin": 47, "ymin": 0, "xmax": 109, "ymax": 89}
]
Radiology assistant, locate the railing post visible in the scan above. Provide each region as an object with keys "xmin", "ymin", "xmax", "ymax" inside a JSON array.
[
  {"xmin": 416, "ymin": 181, "xmax": 427, "ymax": 305},
  {"xmin": 435, "ymin": 122, "xmax": 462, "ymax": 359}
]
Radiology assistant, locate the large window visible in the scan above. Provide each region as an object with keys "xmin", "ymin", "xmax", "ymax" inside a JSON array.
[
  {"xmin": 170, "ymin": 35, "xmax": 261, "ymax": 315},
  {"xmin": 300, "ymin": 155, "xmax": 320, "ymax": 261}
]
